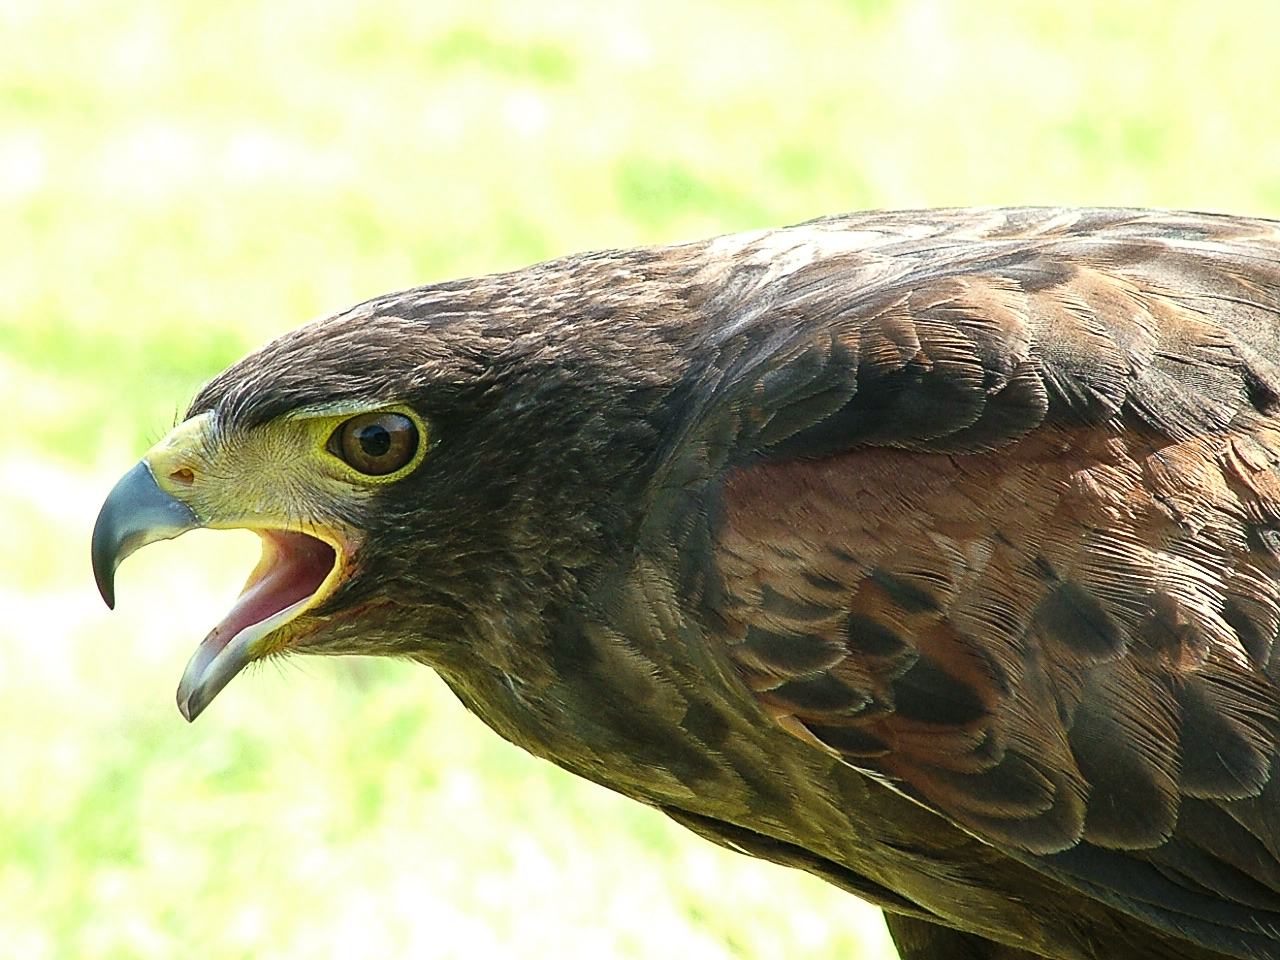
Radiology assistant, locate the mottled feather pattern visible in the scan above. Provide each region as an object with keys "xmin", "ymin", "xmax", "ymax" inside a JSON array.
[{"xmin": 698, "ymin": 209, "xmax": 1280, "ymax": 954}]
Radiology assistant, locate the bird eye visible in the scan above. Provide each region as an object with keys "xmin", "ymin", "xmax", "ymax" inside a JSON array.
[{"xmin": 330, "ymin": 412, "xmax": 419, "ymax": 476}]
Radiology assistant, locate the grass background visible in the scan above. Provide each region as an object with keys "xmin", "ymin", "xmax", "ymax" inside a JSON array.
[{"xmin": 4, "ymin": 1, "xmax": 1280, "ymax": 957}]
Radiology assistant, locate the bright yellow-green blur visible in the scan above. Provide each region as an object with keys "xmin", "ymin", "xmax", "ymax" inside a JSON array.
[{"xmin": 4, "ymin": 0, "xmax": 1279, "ymax": 957}]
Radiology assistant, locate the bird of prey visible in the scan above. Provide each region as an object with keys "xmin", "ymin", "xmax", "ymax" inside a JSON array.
[{"xmin": 93, "ymin": 207, "xmax": 1280, "ymax": 960}]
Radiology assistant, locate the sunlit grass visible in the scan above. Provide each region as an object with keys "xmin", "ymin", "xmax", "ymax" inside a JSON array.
[{"xmin": 5, "ymin": 0, "xmax": 1280, "ymax": 957}]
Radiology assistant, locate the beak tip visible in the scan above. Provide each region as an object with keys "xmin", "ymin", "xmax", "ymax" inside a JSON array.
[
  {"xmin": 177, "ymin": 688, "xmax": 210, "ymax": 723},
  {"xmin": 91, "ymin": 520, "xmax": 119, "ymax": 610},
  {"xmin": 177, "ymin": 681, "xmax": 202, "ymax": 722},
  {"xmin": 177, "ymin": 648, "xmax": 229, "ymax": 723},
  {"xmin": 96, "ymin": 577, "xmax": 117, "ymax": 610},
  {"xmin": 177, "ymin": 682, "xmax": 196, "ymax": 722}
]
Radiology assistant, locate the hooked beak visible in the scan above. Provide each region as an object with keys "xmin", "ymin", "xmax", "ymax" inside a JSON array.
[
  {"xmin": 92, "ymin": 461, "xmax": 202, "ymax": 610},
  {"xmin": 91, "ymin": 458, "xmax": 258, "ymax": 721},
  {"xmin": 90, "ymin": 460, "xmax": 245, "ymax": 720},
  {"xmin": 91, "ymin": 415, "xmax": 346, "ymax": 722}
]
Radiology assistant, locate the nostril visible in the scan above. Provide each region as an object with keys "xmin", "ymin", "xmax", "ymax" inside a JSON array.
[{"xmin": 170, "ymin": 467, "xmax": 195, "ymax": 486}]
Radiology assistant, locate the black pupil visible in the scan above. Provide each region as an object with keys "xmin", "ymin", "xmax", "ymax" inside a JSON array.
[{"xmin": 357, "ymin": 424, "xmax": 392, "ymax": 458}]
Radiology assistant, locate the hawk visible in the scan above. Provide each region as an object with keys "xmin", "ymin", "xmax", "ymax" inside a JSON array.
[{"xmin": 93, "ymin": 208, "xmax": 1280, "ymax": 959}]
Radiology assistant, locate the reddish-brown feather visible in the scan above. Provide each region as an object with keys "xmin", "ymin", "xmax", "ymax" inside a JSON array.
[{"xmin": 717, "ymin": 422, "xmax": 1280, "ymax": 856}]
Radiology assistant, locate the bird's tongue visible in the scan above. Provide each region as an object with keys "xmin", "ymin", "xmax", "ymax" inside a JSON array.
[
  {"xmin": 215, "ymin": 530, "xmax": 336, "ymax": 644},
  {"xmin": 176, "ymin": 530, "xmax": 335, "ymax": 721}
]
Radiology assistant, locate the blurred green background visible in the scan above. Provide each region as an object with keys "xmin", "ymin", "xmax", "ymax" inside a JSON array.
[{"xmin": 4, "ymin": 1, "xmax": 1280, "ymax": 957}]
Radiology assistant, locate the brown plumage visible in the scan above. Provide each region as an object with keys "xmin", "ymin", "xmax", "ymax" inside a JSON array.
[{"xmin": 94, "ymin": 207, "xmax": 1280, "ymax": 959}]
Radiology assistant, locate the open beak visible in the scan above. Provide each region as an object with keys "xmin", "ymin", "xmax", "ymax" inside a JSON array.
[{"xmin": 92, "ymin": 417, "xmax": 346, "ymax": 722}]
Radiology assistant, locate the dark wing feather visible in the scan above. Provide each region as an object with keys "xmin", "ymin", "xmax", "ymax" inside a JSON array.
[{"xmin": 683, "ymin": 208, "xmax": 1280, "ymax": 954}]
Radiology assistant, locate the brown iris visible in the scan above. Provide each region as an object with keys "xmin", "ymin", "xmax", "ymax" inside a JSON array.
[{"xmin": 330, "ymin": 412, "xmax": 419, "ymax": 476}]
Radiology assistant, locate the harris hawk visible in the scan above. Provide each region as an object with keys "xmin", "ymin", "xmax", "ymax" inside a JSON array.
[{"xmin": 92, "ymin": 207, "xmax": 1280, "ymax": 960}]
